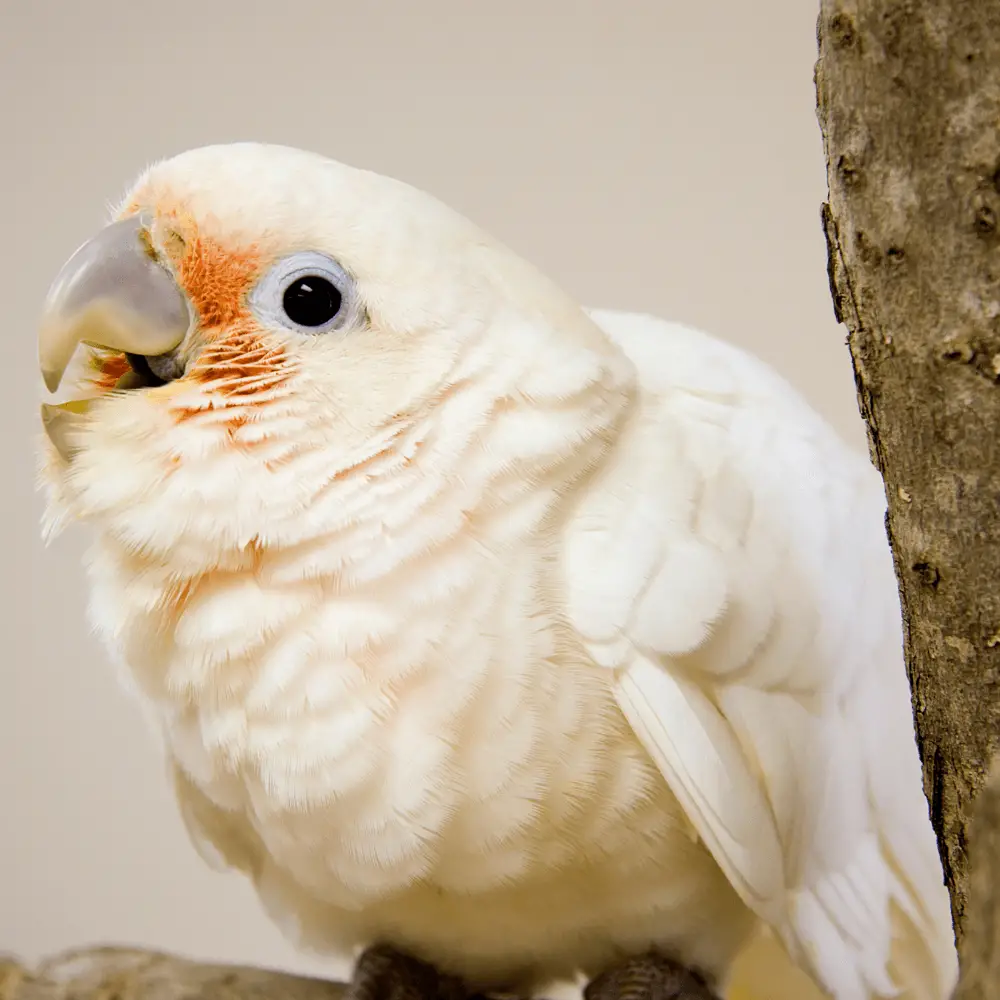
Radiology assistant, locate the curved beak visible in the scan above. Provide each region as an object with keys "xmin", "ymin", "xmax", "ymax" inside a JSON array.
[{"xmin": 38, "ymin": 214, "xmax": 191, "ymax": 392}]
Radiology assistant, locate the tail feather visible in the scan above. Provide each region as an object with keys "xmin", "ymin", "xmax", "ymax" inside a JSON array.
[{"xmin": 724, "ymin": 889, "xmax": 957, "ymax": 1000}]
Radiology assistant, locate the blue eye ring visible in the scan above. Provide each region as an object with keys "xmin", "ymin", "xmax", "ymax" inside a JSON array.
[{"xmin": 249, "ymin": 251, "xmax": 361, "ymax": 335}]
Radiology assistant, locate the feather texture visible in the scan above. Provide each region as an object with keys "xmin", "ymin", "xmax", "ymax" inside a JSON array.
[
  {"xmin": 38, "ymin": 144, "xmax": 957, "ymax": 1000},
  {"xmin": 568, "ymin": 310, "xmax": 957, "ymax": 1000}
]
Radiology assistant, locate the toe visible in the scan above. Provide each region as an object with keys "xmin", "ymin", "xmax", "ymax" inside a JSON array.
[
  {"xmin": 584, "ymin": 953, "xmax": 720, "ymax": 1000},
  {"xmin": 346, "ymin": 945, "xmax": 469, "ymax": 1000}
]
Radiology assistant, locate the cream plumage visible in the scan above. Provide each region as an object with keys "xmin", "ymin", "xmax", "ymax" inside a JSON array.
[{"xmin": 37, "ymin": 143, "xmax": 957, "ymax": 1000}]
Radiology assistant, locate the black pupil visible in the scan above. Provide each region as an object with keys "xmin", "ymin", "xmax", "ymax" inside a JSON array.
[{"xmin": 282, "ymin": 276, "xmax": 342, "ymax": 327}]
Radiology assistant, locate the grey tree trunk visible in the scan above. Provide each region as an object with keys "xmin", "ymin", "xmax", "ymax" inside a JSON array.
[{"xmin": 815, "ymin": 0, "xmax": 1000, "ymax": 995}]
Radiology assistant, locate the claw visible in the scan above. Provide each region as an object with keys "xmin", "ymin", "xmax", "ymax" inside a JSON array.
[
  {"xmin": 585, "ymin": 953, "xmax": 721, "ymax": 1000},
  {"xmin": 344, "ymin": 945, "xmax": 470, "ymax": 1000}
]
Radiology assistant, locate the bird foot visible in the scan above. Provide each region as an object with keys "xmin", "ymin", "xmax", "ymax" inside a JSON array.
[
  {"xmin": 344, "ymin": 944, "xmax": 474, "ymax": 1000},
  {"xmin": 584, "ymin": 952, "xmax": 721, "ymax": 1000}
]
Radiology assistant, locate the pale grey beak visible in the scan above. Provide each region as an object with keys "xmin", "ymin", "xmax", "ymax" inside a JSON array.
[{"xmin": 38, "ymin": 214, "xmax": 191, "ymax": 392}]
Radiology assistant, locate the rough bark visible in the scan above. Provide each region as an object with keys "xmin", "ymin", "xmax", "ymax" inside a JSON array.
[
  {"xmin": 0, "ymin": 948, "xmax": 344, "ymax": 1000},
  {"xmin": 954, "ymin": 756, "xmax": 1000, "ymax": 998},
  {"xmin": 815, "ymin": 0, "xmax": 1000, "ymax": 994}
]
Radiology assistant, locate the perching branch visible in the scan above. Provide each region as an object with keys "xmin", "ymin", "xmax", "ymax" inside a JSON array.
[
  {"xmin": 0, "ymin": 947, "xmax": 345, "ymax": 1000},
  {"xmin": 816, "ymin": 0, "xmax": 1000, "ymax": 994}
]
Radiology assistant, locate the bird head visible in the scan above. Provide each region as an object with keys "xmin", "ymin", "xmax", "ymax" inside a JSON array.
[{"xmin": 37, "ymin": 143, "xmax": 634, "ymax": 578}]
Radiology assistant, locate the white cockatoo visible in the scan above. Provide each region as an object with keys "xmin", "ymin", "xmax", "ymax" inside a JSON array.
[{"xmin": 37, "ymin": 143, "xmax": 958, "ymax": 1000}]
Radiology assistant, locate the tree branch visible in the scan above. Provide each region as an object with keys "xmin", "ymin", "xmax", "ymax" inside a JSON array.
[
  {"xmin": 816, "ymin": 0, "xmax": 1000, "ymax": 995},
  {"xmin": 0, "ymin": 948, "xmax": 345, "ymax": 1000},
  {"xmin": 955, "ymin": 755, "xmax": 1000, "ymax": 997},
  {"xmin": 816, "ymin": 0, "xmax": 1000, "ymax": 933}
]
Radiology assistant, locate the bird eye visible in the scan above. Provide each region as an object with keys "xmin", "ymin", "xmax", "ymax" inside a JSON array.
[
  {"xmin": 249, "ymin": 251, "xmax": 359, "ymax": 335},
  {"xmin": 282, "ymin": 275, "xmax": 341, "ymax": 327}
]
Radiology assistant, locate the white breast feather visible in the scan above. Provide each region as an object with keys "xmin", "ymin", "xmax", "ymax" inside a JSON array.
[{"xmin": 68, "ymin": 302, "xmax": 956, "ymax": 1000}]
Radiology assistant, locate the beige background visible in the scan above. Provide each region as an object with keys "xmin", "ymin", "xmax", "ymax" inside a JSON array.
[{"xmin": 1, "ymin": 0, "xmax": 860, "ymax": 981}]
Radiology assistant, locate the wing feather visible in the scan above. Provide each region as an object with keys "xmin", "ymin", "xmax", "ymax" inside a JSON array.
[
  {"xmin": 615, "ymin": 654, "xmax": 785, "ymax": 921},
  {"xmin": 567, "ymin": 311, "xmax": 957, "ymax": 1000}
]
